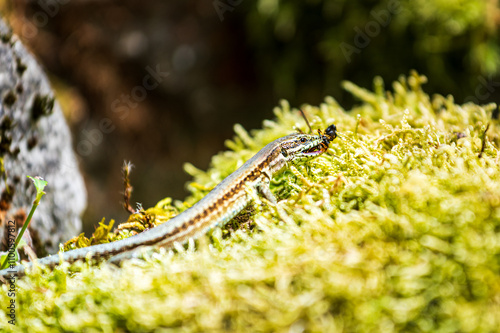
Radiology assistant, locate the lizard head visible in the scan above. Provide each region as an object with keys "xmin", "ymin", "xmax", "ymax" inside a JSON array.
[{"xmin": 279, "ymin": 124, "xmax": 337, "ymax": 163}]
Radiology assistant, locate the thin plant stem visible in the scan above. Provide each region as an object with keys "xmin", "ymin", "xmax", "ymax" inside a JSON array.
[{"xmin": 0, "ymin": 176, "xmax": 47, "ymax": 270}]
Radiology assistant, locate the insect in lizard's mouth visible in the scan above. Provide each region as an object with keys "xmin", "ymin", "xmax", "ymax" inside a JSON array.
[{"xmin": 303, "ymin": 143, "xmax": 327, "ymax": 156}]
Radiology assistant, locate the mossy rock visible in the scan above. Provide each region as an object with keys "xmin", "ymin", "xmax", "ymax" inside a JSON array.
[
  {"xmin": 1, "ymin": 72, "xmax": 500, "ymax": 332},
  {"xmin": 0, "ymin": 18, "xmax": 86, "ymax": 256}
]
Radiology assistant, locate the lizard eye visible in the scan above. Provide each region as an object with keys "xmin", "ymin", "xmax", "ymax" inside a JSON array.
[{"xmin": 300, "ymin": 137, "xmax": 307, "ymax": 143}]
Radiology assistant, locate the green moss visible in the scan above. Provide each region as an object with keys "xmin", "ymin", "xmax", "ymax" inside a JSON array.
[
  {"xmin": 0, "ymin": 31, "xmax": 12, "ymax": 44},
  {"xmin": 15, "ymin": 57, "xmax": 26, "ymax": 77},
  {"xmin": 2, "ymin": 91, "xmax": 16, "ymax": 107},
  {"xmin": 2, "ymin": 72, "xmax": 500, "ymax": 332},
  {"xmin": 30, "ymin": 94, "xmax": 54, "ymax": 122},
  {"xmin": 0, "ymin": 116, "xmax": 13, "ymax": 156}
]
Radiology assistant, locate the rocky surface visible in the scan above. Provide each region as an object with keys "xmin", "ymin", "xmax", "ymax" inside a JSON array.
[{"xmin": 0, "ymin": 19, "xmax": 86, "ymax": 254}]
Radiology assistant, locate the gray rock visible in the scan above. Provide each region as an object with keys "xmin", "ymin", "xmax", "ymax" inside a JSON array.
[{"xmin": 0, "ymin": 19, "xmax": 86, "ymax": 254}]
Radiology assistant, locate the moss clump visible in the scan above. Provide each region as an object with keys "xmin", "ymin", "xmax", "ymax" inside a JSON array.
[
  {"xmin": 1, "ymin": 72, "xmax": 500, "ymax": 332},
  {"xmin": 2, "ymin": 90, "xmax": 16, "ymax": 107},
  {"xmin": 30, "ymin": 94, "xmax": 54, "ymax": 122}
]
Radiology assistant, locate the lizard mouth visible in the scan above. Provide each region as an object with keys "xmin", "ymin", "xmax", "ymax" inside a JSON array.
[{"xmin": 303, "ymin": 142, "xmax": 327, "ymax": 156}]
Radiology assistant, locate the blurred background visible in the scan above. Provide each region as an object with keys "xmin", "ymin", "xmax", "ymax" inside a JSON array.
[{"xmin": 1, "ymin": 0, "xmax": 499, "ymax": 234}]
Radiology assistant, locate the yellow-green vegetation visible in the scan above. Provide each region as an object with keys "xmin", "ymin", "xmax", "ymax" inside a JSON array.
[{"xmin": 2, "ymin": 72, "xmax": 500, "ymax": 332}]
